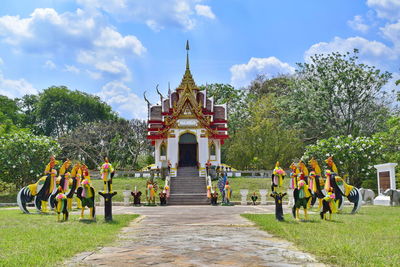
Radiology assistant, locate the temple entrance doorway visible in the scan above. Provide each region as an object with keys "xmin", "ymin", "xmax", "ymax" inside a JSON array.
[{"xmin": 178, "ymin": 133, "xmax": 197, "ymax": 167}]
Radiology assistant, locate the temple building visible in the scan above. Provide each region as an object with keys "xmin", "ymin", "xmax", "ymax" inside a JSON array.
[{"xmin": 147, "ymin": 42, "xmax": 229, "ymax": 177}]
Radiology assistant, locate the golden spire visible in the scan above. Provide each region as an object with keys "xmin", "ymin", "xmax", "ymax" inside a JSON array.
[
  {"xmin": 186, "ymin": 40, "xmax": 190, "ymax": 70},
  {"xmin": 178, "ymin": 40, "xmax": 197, "ymax": 91}
]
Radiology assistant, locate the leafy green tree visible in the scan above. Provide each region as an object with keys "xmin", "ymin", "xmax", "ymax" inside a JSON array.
[
  {"xmin": 302, "ymin": 135, "xmax": 383, "ymax": 188},
  {"xmin": 286, "ymin": 50, "xmax": 392, "ymax": 142},
  {"xmin": 17, "ymin": 94, "xmax": 40, "ymax": 132},
  {"xmin": 34, "ymin": 86, "xmax": 117, "ymax": 137},
  {"xmin": 0, "ymin": 131, "xmax": 60, "ymax": 188},
  {"xmin": 248, "ymin": 74, "xmax": 293, "ymax": 96},
  {"xmin": 59, "ymin": 119, "xmax": 151, "ymax": 169},
  {"xmin": 0, "ymin": 95, "xmax": 22, "ymax": 125},
  {"xmin": 374, "ymin": 116, "xmax": 400, "ymax": 188},
  {"xmin": 226, "ymin": 95, "xmax": 303, "ymax": 170},
  {"xmin": 200, "ymin": 83, "xmax": 249, "ymax": 136}
]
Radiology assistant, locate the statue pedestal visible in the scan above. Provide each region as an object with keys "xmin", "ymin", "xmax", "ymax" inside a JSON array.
[
  {"xmin": 259, "ymin": 189, "xmax": 267, "ymax": 205},
  {"xmin": 287, "ymin": 189, "xmax": 294, "ymax": 206},
  {"xmin": 98, "ymin": 192, "xmax": 117, "ymax": 221},
  {"xmin": 373, "ymin": 194, "xmax": 391, "ymax": 206},
  {"xmin": 123, "ymin": 190, "xmax": 131, "ymax": 206},
  {"xmin": 240, "ymin": 189, "xmax": 248, "ymax": 205}
]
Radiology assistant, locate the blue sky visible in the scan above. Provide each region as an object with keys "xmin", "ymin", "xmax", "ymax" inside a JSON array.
[{"xmin": 0, "ymin": 0, "xmax": 399, "ymax": 119}]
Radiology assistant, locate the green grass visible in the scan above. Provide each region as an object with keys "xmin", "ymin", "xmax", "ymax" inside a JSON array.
[
  {"xmin": 242, "ymin": 206, "xmax": 400, "ymax": 267},
  {"xmin": 0, "ymin": 209, "xmax": 138, "ymax": 267}
]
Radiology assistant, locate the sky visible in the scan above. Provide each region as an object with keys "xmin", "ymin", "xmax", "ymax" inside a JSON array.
[{"xmin": 0, "ymin": 0, "xmax": 399, "ymax": 119}]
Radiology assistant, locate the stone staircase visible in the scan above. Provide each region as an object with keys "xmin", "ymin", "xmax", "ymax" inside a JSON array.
[{"xmin": 168, "ymin": 166, "xmax": 209, "ymax": 205}]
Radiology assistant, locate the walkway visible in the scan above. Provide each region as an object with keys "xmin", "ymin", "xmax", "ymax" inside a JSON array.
[{"xmin": 66, "ymin": 205, "xmax": 324, "ymax": 267}]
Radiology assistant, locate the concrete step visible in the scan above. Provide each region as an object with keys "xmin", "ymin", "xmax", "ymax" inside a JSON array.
[{"xmin": 168, "ymin": 193, "xmax": 209, "ymax": 205}]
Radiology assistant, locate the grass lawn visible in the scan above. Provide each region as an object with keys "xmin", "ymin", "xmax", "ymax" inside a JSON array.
[
  {"xmin": 0, "ymin": 209, "xmax": 138, "ymax": 267},
  {"xmin": 242, "ymin": 206, "xmax": 400, "ymax": 267}
]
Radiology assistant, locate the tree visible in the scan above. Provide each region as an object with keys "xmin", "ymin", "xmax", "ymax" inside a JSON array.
[
  {"xmin": 375, "ymin": 116, "xmax": 400, "ymax": 164},
  {"xmin": 247, "ymin": 74, "xmax": 293, "ymax": 96},
  {"xmin": 302, "ymin": 135, "xmax": 383, "ymax": 188},
  {"xmin": 0, "ymin": 131, "xmax": 60, "ymax": 188},
  {"xmin": 200, "ymin": 83, "xmax": 250, "ymax": 136},
  {"xmin": 286, "ymin": 50, "xmax": 392, "ymax": 142},
  {"xmin": 33, "ymin": 86, "xmax": 117, "ymax": 137},
  {"xmin": 59, "ymin": 119, "xmax": 151, "ymax": 169},
  {"xmin": 17, "ymin": 94, "xmax": 40, "ymax": 133},
  {"xmin": 225, "ymin": 95, "xmax": 303, "ymax": 170}
]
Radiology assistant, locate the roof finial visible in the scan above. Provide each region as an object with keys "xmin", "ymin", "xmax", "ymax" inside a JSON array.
[{"xmin": 186, "ymin": 40, "xmax": 190, "ymax": 70}]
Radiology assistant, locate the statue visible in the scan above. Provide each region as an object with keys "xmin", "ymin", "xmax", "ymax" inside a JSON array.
[
  {"xmin": 320, "ymin": 187, "xmax": 337, "ymax": 220},
  {"xmin": 271, "ymin": 162, "xmax": 286, "ymax": 192},
  {"xmin": 223, "ymin": 181, "xmax": 233, "ymax": 205},
  {"xmin": 324, "ymin": 157, "xmax": 362, "ymax": 214},
  {"xmin": 293, "ymin": 180, "xmax": 311, "ymax": 221},
  {"xmin": 48, "ymin": 159, "xmax": 72, "ymax": 210},
  {"xmin": 145, "ymin": 176, "xmax": 158, "ymax": 206},
  {"xmin": 211, "ymin": 188, "xmax": 218, "ymax": 205},
  {"xmin": 65, "ymin": 163, "xmax": 82, "ymax": 210},
  {"xmin": 159, "ymin": 186, "xmax": 167, "ymax": 206},
  {"xmin": 77, "ymin": 179, "xmax": 96, "ymax": 220},
  {"xmin": 270, "ymin": 192, "xmax": 287, "ymax": 221},
  {"xmin": 100, "ymin": 156, "xmax": 114, "ymax": 193},
  {"xmin": 359, "ymin": 188, "xmax": 375, "ymax": 204},
  {"xmin": 131, "ymin": 186, "xmax": 142, "ymax": 206},
  {"xmin": 55, "ymin": 193, "xmax": 68, "ymax": 222},
  {"xmin": 17, "ymin": 156, "xmax": 59, "ymax": 214},
  {"xmin": 383, "ymin": 189, "xmax": 400, "ymax": 206},
  {"xmin": 251, "ymin": 192, "xmax": 258, "ymax": 205}
]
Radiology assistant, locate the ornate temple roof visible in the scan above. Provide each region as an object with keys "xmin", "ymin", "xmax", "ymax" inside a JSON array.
[{"xmin": 146, "ymin": 41, "xmax": 228, "ymax": 144}]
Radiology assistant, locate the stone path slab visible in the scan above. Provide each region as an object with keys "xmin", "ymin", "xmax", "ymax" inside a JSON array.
[{"xmin": 65, "ymin": 206, "xmax": 325, "ymax": 267}]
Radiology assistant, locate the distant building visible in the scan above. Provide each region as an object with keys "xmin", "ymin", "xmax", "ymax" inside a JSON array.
[{"xmin": 146, "ymin": 41, "xmax": 229, "ymax": 177}]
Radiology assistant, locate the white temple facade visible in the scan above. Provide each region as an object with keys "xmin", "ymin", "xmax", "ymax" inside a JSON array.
[{"xmin": 146, "ymin": 42, "xmax": 229, "ymax": 177}]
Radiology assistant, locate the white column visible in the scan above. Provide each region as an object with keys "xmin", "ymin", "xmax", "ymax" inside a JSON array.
[
  {"xmin": 259, "ymin": 189, "xmax": 267, "ymax": 205},
  {"xmin": 123, "ymin": 190, "xmax": 131, "ymax": 206},
  {"xmin": 167, "ymin": 134, "xmax": 178, "ymax": 177},
  {"xmin": 240, "ymin": 189, "xmax": 249, "ymax": 205},
  {"xmin": 287, "ymin": 189, "xmax": 294, "ymax": 206},
  {"xmin": 198, "ymin": 131, "xmax": 208, "ymax": 177},
  {"xmin": 216, "ymin": 140, "xmax": 221, "ymax": 165},
  {"xmin": 154, "ymin": 140, "xmax": 161, "ymax": 168}
]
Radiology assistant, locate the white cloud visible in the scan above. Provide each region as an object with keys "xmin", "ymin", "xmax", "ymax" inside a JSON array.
[
  {"xmin": 86, "ymin": 69, "xmax": 102, "ymax": 80},
  {"xmin": 230, "ymin": 57, "xmax": 295, "ymax": 88},
  {"xmin": 76, "ymin": 0, "xmax": 216, "ymax": 31},
  {"xmin": 195, "ymin": 5, "xmax": 216, "ymax": 19},
  {"xmin": 304, "ymin": 36, "xmax": 397, "ymax": 68},
  {"xmin": 97, "ymin": 81, "xmax": 147, "ymax": 119},
  {"xmin": 44, "ymin": 60, "xmax": 56, "ymax": 69},
  {"xmin": 77, "ymin": 50, "xmax": 131, "ymax": 81},
  {"xmin": 93, "ymin": 26, "xmax": 146, "ymax": 55},
  {"xmin": 64, "ymin": 65, "xmax": 80, "ymax": 74},
  {"xmin": 380, "ymin": 20, "xmax": 400, "ymax": 47},
  {"xmin": 0, "ymin": 8, "xmax": 145, "ymax": 81},
  {"xmin": 348, "ymin": 15, "xmax": 370, "ymax": 33},
  {"xmin": 0, "ymin": 71, "xmax": 37, "ymax": 98},
  {"xmin": 367, "ymin": 0, "xmax": 400, "ymax": 21}
]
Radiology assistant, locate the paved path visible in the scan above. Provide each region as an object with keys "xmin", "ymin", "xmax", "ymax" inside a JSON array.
[{"xmin": 66, "ymin": 205, "xmax": 324, "ymax": 267}]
